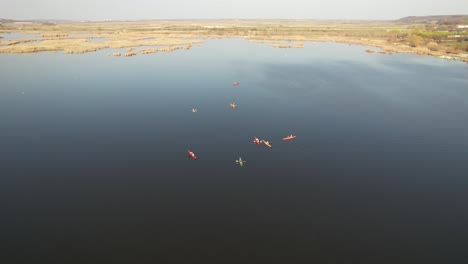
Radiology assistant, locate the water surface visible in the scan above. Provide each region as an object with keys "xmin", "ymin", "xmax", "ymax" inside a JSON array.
[
  {"xmin": 1, "ymin": 39, "xmax": 467, "ymax": 263},
  {"xmin": 87, "ymin": 37, "xmax": 108, "ymax": 43},
  {"xmin": 0, "ymin": 32, "xmax": 41, "ymax": 41}
]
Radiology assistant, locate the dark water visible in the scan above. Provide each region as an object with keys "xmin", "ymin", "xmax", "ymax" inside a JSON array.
[{"xmin": 1, "ymin": 39, "xmax": 468, "ymax": 263}]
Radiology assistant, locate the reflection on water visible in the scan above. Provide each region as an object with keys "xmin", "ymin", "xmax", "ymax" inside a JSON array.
[
  {"xmin": 87, "ymin": 37, "xmax": 108, "ymax": 42},
  {"xmin": 1, "ymin": 39, "xmax": 467, "ymax": 263}
]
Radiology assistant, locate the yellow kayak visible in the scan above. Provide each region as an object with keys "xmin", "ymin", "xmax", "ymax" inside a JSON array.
[{"xmin": 263, "ymin": 140, "xmax": 272, "ymax": 148}]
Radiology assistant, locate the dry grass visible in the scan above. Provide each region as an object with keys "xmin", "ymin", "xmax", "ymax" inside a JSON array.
[
  {"xmin": 139, "ymin": 48, "xmax": 157, "ymax": 54},
  {"xmin": 0, "ymin": 20, "xmax": 466, "ymax": 61},
  {"xmin": 124, "ymin": 52, "xmax": 137, "ymax": 57},
  {"xmin": 0, "ymin": 34, "xmax": 203, "ymax": 54}
]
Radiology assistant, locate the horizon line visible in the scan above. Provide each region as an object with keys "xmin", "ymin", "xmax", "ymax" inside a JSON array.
[{"xmin": 1, "ymin": 14, "xmax": 467, "ymax": 23}]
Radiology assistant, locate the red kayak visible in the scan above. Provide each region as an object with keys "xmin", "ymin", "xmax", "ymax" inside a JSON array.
[
  {"xmin": 233, "ymin": 82, "xmax": 240, "ymax": 86},
  {"xmin": 187, "ymin": 150, "xmax": 197, "ymax": 160},
  {"xmin": 282, "ymin": 135, "xmax": 297, "ymax": 141},
  {"xmin": 253, "ymin": 137, "xmax": 260, "ymax": 145}
]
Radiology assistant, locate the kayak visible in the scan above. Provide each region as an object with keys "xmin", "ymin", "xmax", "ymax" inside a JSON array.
[
  {"xmin": 282, "ymin": 135, "xmax": 297, "ymax": 141},
  {"xmin": 236, "ymin": 157, "xmax": 246, "ymax": 167},
  {"xmin": 187, "ymin": 150, "xmax": 197, "ymax": 160},
  {"xmin": 263, "ymin": 140, "xmax": 272, "ymax": 148},
  {"xmin": 253, "ymin": 137, "xmax": 261, "ymax": 145}
]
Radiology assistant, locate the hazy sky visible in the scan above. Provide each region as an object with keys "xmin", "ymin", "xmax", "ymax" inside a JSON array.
[{"xmin": 1, "ymin": 0, "xmax": 467, "ymax": 21}]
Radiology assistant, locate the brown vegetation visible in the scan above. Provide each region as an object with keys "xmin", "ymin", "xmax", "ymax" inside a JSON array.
[
  {"xmin": 159, "ymin": 46, "xmax": 183, "ymax": 52},
  {"xmin": 0, "ymin": 19, "xmax": 466, "ymax": 61},
  {"xmin": 139, "ymin": 48, "xmax": 157, "ymax": 54},
  {"xmin": 41, "ymin": 33, "xmax": 68, "ymax": 37},
  {"xmin": 405, "ymin": 35, "xmax": 423, "ymax": 47},
  {"xmin": 124, "ymin": 52, "xmax": 137, "ymax": 57},
  {"xmin": 427, "ymin": 42, "xmax": 439, "ymax": 51}
]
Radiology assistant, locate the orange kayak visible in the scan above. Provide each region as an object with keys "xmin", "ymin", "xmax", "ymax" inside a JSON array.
[{"xmin": 282, "ymin": 135, "xmax": 297, "ymax": 141}]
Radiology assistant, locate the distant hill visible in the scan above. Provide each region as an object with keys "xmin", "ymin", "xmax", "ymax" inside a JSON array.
[{"xmin": 395, "ymin": 15, "xmax": 468, "ymax": 24}]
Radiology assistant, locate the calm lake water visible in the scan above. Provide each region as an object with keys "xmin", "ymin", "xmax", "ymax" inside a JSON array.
[
  {"xmin": 0, "ymin": 32, "xmax": 41, "ymax": 41},
  {"xmin": 1, "ymin": 39, "xmax": 468, "ymax": 263}
]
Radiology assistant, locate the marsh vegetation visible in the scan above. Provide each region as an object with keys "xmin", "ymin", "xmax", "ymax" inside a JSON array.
[{"xmin": 0, "ymin": 19, "xmax": 466, "ymax": 61}]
